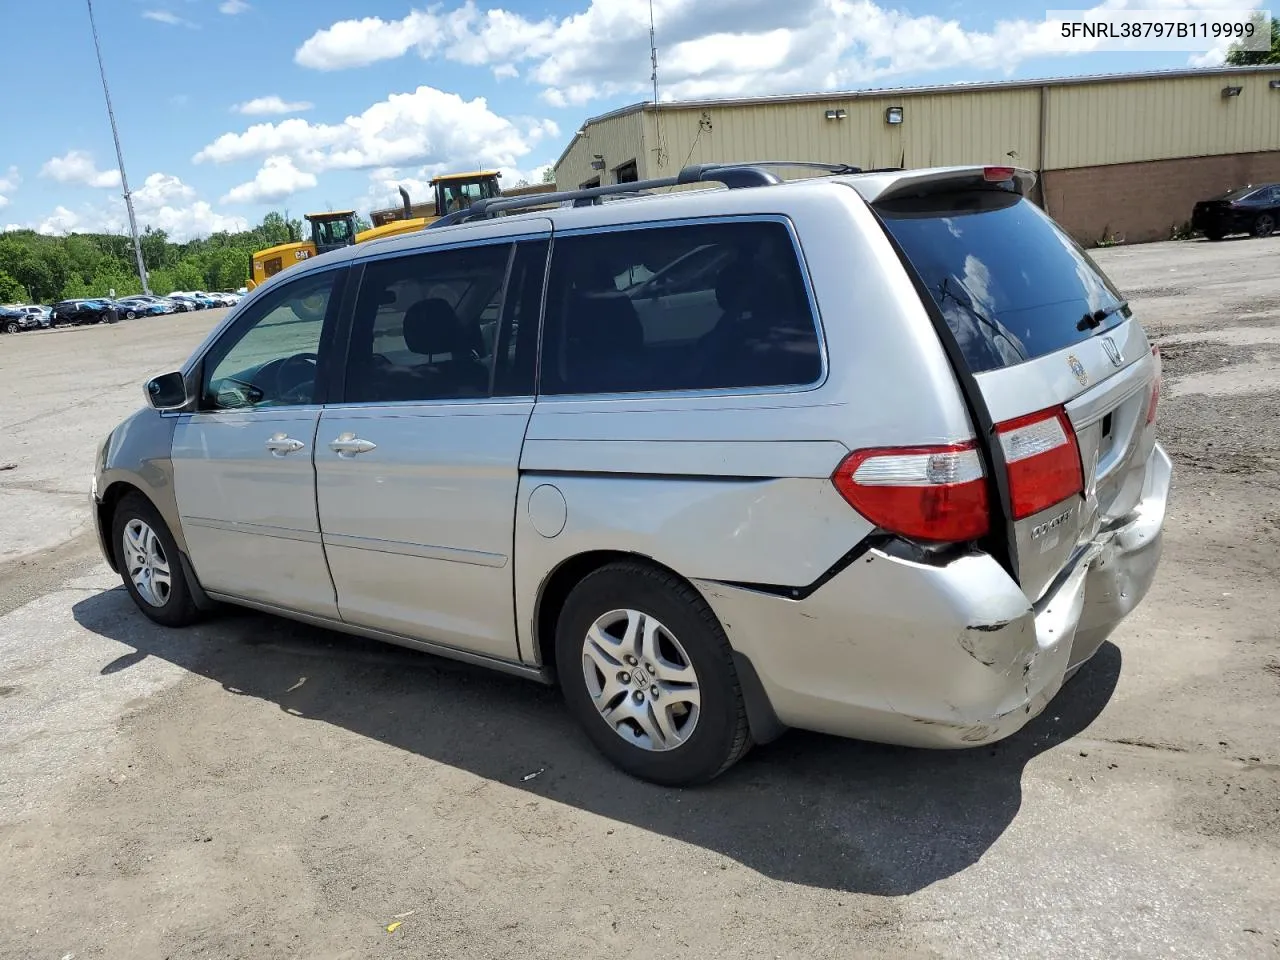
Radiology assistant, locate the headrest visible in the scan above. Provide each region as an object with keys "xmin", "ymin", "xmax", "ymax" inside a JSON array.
[
  {"xmin": 403, "ymin": 298, "xmax": 468, "ymax": 357},
  {"xmin": 715, "ymin": 257, "xmax": 757, "ymax": 316}
]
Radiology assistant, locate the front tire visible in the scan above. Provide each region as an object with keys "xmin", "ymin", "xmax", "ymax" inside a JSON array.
[
  {"xmin": 555, "ymin": 561, "xmax": 751, "ymax": 786},
  {"xmin": 1252, "ymin": 213, "xmax": 1276, "ymax": 238},
  {"xmin": 4, "ymin": 321, "xmax": 17, "ymax": 334},
  {"xmin": 1204, "ymin": 228, "xmax": 1225, "ymax": 242},
  {"xmin": 111, "ymin": 493, "xmax": 201, "ymax": 628}
]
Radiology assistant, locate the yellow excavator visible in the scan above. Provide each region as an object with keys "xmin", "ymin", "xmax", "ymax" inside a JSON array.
[{"xmin": 246, "ymin": 171, "xmax": 503, "ymax": 290}]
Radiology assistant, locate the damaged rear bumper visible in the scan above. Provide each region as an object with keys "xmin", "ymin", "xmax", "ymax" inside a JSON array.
[{"xmin": 695, "ymin": 442, "xmax": 1172, "ymax": 750}]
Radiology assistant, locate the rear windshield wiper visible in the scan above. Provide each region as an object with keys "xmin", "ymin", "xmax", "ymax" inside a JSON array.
[
  {"xmin": 938, "ymin": 278, "xmax": 1029, "ymax": 363},
  {"xmin": 1078, "ymin": 300, "xmax": 1129, "ymax": 331}
]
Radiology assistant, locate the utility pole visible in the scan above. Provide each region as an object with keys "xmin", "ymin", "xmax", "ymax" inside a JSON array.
[{"xmin": 87, "ymin": 0, "xmax": 150, "ymax": 294}]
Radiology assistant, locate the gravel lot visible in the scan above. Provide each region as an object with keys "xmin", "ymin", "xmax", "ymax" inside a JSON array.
[{"xmin": 1, "ymin": 238, "xmax": 1278, "ymax": 960}]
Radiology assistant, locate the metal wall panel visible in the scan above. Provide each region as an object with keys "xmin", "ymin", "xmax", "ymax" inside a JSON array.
[
  {"xmin": 1047, "ymin": 73, "xmax": 1280, "ymax": 169},
  {"xmin": 555, "ymin": 69, "xmax": 1280, "ymax": 185},
  {"xmin": 554, "ymin": 109, "xmax": 648, "ymax": 190}
]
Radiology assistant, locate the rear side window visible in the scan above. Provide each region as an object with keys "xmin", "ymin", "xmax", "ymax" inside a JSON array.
[
  {"xmin": 539, "ymin": 220, "xmax": 822, "ymax": 395},
  {"xmin": 878, "ymin": 191, "xmax": 1129, "ymax": 374}
]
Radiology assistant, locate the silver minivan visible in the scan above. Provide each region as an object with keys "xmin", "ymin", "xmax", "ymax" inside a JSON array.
[{"xmin": 92, "ymin": 162, "xmax": 1170, "ymax": 785}]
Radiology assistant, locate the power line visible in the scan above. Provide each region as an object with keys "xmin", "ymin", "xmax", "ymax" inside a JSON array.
[{"xmin": 87, "ymin": 0, "xmax": 150, "ymax": 294}]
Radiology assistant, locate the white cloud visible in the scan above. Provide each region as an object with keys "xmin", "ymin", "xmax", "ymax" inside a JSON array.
[
  {"xmin": 219, "ymin": 0, "xmax": 250, "ymax": 13},
  {"xmin": 33, "ymin": 198, "xmax": 247, "ymax": 242},
  {"xmin": 194, "ymin": 85, "xmax": 540, "ymax": 176},
  {"xmin": 37, "ymin": 206, "xmax": 83, "ymax": 236},
  {"xmin": 293, "ymin": 0, "xmax": 1267, "ymax": 103},
  {"xmin": 221, "ymin": 156, "xmax": 319, "ymax": 204},
  {"xmin": 233, "ymin": 95, "xmax": 314, "ymax": 116},
  {"xmin": 25, "ymin": 170, "xmax": 246, "ymax": 241},
  {"xmin": 133, "ymin": 172, "xmax": 197, "ymax": 210},
  {"xmin": 493, "ymin": 63, "xmax": 519, "ymax": 79},
  {"xmin": 39, "ymin": 151, "xmax": 121, "ymax": 190},
  {"xmin": 142, "ymin": 10, "xmax": 189, "ymax": 26},
  {"xmin": 0, "ymin": 166, "xmax": 16, "ymax": 210},
  {"xmin": 4, "ymin": 224, "xmax": 23, "ymax": 233},
  {"xmin": 138, "ymin": 202, "xmax": 248, "ymax": 239}
]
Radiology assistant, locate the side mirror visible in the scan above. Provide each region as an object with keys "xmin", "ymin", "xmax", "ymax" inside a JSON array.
[{"xmin": 145, "ymin": 371, "xmax": 192, "ymax": 411}]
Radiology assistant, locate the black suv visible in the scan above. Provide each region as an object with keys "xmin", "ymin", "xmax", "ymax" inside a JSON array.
[{"xmin": 51, "ymin": 299, "xmax": 120, "ymax": 326}]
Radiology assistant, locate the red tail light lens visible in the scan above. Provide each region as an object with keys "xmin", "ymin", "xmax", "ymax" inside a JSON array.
[
  {"xmin": 983, "ymin": 166, "xmax": 1015, "ymax": 182},
  {"xmin": 1146, "ymin": 345, "xmax": 1161, "ymax": 425},
  {"xmin": 832, "ymin": 443, "xmax": 990, "ymax": 542},
  {"xmin": 996, "ymin": 407, "xmax": 1084, "ymax": 520}
]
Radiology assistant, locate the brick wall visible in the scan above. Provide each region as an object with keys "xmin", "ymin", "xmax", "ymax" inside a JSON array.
[{"xmin": 1042, "ymin": 151, "xmax": 1280, "ymax": 246}]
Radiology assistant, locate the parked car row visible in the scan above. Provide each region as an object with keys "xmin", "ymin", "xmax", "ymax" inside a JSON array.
[
  {"xmin": 0, "ymin": 304, "xmax": 53, "ymax": 333},
  {"xmin": 2, "ymin": 291, "xmax": 242, "ymax": 333}
]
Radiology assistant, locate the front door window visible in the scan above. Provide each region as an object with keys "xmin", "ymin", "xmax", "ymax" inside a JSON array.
[{"xmin": 201, "ymin": 270, "xmax": 337, "ymax": 410}]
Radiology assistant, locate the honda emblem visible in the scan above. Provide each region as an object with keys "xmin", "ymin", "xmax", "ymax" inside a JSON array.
[{"xmin": 1102, "ymin": 336, "xmax": 1124, "ymax": 368}]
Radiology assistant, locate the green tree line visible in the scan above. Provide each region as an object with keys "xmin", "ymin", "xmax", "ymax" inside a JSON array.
[
  {"xmin": 0, "ymin": 211, "xmax": 306, "ymax": 304},
  {"xmin": 1225, "ymin": 15, "xmax": 1279, "ymax": 65}
]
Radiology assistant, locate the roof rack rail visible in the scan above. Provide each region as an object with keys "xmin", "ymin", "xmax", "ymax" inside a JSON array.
[
  {"xmin": 429, "ymin": 162, "xmax": 787, "ymax": 228},
  {"xmin": 427, "ymin": 160, "xmax": 866, "ymax": 229}
]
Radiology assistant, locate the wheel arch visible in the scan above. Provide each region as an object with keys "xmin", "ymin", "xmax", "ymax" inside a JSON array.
[
  {"xmin": 531, "ymin": 549, "xmax": 786, "ymax": 744},
  {"xmin": 97, "ymin": 479, "xmax": 216, "ymax": 612}
]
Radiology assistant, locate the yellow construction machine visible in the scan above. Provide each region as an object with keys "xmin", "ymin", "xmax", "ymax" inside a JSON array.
[{"xmin": 246, "ymin": 171, "xmax": 503, "ymax": 290}]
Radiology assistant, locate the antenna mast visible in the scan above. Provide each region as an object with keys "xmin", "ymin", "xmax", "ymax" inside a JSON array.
[
  {"xmin": 87, "ymin": 0, "xmax": 150, "ymax": 294},
  {"xmin": 649, "ymin": 0, "xmax": 667, "ymax": 166}
]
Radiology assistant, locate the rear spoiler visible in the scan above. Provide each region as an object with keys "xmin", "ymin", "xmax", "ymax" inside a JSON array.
[{"xmin": 846, "ymin": 166, "xmax": 1037, "ymax": 204}]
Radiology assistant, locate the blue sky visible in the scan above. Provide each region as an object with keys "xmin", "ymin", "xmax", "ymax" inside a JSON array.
[{"xmin": 0, "ymin": 0, "xmax": 1260, "ymax": 240}]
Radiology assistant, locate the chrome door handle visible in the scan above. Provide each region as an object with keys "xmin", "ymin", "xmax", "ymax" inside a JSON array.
[
  {"xmin": 329, "ymin": 433, "xmax": 377, "ymax": 457},
  {"xmin": 265, "ymin": 433, "xmax": 306, "ymax": 456}
]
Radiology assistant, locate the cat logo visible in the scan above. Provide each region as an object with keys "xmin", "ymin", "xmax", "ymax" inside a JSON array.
[{"xmin": 295, "ymin": 250, "xmax": 311, "ymax": 260}]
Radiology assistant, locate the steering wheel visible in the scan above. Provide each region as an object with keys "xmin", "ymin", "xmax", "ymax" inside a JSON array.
[{"xmin": 274, "ymin": 352, "xmax": 319, "ymax": 403}]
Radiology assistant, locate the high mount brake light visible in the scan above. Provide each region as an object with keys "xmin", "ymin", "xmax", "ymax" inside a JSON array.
[{"xmin": 983, "ymin": 166, "xmax": 1016, "ymax": 182}]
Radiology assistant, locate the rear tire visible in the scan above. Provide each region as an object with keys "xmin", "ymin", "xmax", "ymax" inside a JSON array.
[
  {"xmin": 1252, "ymin": 213, "xmax": 1276, "ymax": 238},
  {"xmin": 4, "ymin": 321, "xmax": 17, "ymax": 334},
  {"xmin": 554, "ymin": 561, "xmax": 752, "ymax": 786},
  {"xmin": 111, "ymin": 493, "xmax": 201, "ymax": 628}
]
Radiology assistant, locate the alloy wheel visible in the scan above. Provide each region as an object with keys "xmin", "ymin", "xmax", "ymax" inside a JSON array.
[
  {"xmin": 122, "ymin": 518, "xmax": 172, "ymax": 608},
  {"xmin": 581, "ymin": 608, "xmax": 701, "ymax": 752}
]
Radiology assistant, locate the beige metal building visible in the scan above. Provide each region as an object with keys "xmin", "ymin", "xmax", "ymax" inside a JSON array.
[{"xmin": 553, "ymin": 65, "xmax": 1280, "ymax": 245}]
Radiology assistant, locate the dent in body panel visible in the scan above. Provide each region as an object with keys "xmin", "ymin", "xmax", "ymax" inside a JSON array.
[
  {"xmin": 95, "ymin": 407, "xmax": 185, "ymax": 557},
  {"xmin": 512, "ymin": 471, "xmax": 875, "ymax": 666}
]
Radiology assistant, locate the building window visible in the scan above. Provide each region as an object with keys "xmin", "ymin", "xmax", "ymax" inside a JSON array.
[
  {"xmin": 579, "ymin": 176, "xmax": 601, "ymax": 189},
  {"xmin": 614, "ymin": 160, "xmax": 638, "ymax": 184}
]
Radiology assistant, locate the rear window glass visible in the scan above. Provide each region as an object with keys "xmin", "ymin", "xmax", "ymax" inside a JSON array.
[
  {"xmin": 539, "ymin": 220, "xmax": 822, "ymax": 395},
  {"xmin": 878, "ymin": 190, "xmax": 1129, "ymax": 373},
  {"xmin": 1216, "ymin": 186, "xmax": 1259, "ymax": 201}
]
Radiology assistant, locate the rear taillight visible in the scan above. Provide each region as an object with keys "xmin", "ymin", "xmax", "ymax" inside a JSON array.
[
  {"xmin": 1146, "ymin": 345, "xmax": 1161, "ymax": 425},
  {"xmin": 831, "ymin": 443, "xmax": 990, "ymax": 543},
  {"xmin": 983, "ymin": 166, "xmax": 1015, "ymax": 182},
  {"xmin": 996, "ymin": 407, "xmax": 1084, "ymax": 520}
]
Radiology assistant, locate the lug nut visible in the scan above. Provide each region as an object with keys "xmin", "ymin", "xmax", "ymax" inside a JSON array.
[
  {"xmin": 644, "ymin": 663, "xmax": 655, "ymax": 675},
  {"xmin": 625, "ymin": 655, "xmax": 637, "ymax": 666},
  {"xmin": 618, "ymin": 671, "xmax": 631, "ymax": 684},
  {"xmin": 650, "ymin": 685, "xmax": 659, "ymax": 699},
  {"xmin": 633, "ymin": 691, "xmax": 645, "ymax": 704}
]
